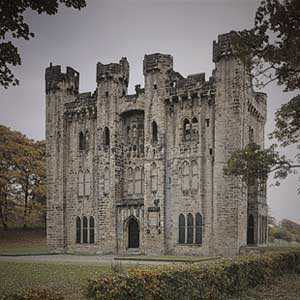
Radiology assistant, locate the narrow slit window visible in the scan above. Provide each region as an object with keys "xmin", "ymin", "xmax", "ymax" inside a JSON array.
[
  {"xmin": 89, "ymin": 216, "xmax": 95, "ymax": 244},
  {"xmin": 179, "ymin": 214, "xmax": 185, "ymax": 244}
]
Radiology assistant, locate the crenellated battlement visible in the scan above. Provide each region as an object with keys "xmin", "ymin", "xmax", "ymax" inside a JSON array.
[
  {"xmin": 45, "ymin": 64, "xmax": 79, "ymax": 94},
  {"xmin": 96, "ymin": 57, "xmax": 129, "ymax": 86},
  {"xmin": 143, "ymin": 53, "xmax": 173, "ymax": 75},
  {"xmin": 213, "ymin": 31, "xmax": 237, "ymax": 63}
]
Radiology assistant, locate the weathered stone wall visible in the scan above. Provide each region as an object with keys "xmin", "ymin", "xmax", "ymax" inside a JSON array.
[{"xmin": 46, "ymin": 32, "xmax": 268, "ymax": 257}]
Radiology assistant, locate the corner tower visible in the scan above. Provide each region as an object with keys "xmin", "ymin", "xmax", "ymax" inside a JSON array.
[
  {"xmin": 45, "ymin": 64, "xmax": 79, "ymax": 252},
  {"xmin": 212, "ymin": 32, "xmax": 250, "ymax": 256}
]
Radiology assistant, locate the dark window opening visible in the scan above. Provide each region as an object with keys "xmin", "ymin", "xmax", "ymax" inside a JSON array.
[
  {"xmin": 79, "ymin": 131, "xmax": 85, "ymax": 150},
  {"xmin": 183, "ymin": 119, "xmax": 191, "ymax": 141},
  {"xmin": 104, "ymin": 127, "xmax": 110, "ymax": 146},
  {"xmin": 205, "ymin": 119, "xmax": 210, "ymax": 127},
  {"xmin": 187, "ymin": 213, "xmax": 194, "ymax": 244},
  {"xmin": 195, "ymin": 213, "xmax": 203, "ymax": 244},
  {"xmin": 191, "ymin": 117, "xmax": 199, "ymax": 140},
  {"xmin": 209, "ymin": 148, "xmax": 213, "ymax": 155},
  {"xmin": 105, "ymin": 91, "xmax": 109, "ymax": 97},
  {"xmin": 153, "ymin": 84, "xmax": 157, "ymax": 90},
  {"xmin": 179, "ymin": 214, "xmax": 185, "ymax": 244},
  {"xmin": 152, "ymin": 121, "xmax": 158, "ymax": 143},
  {"xmin": 89, "ymin": 216, "xmax": 95, "ymax": 244},
  {"xmin": 247, "ymin": 214, "xmax": 255, "ymax": 245},
  {"xmin": 83, "ymin": 216, "xmax": 88, "ymax": 244},
  {"xmin": 76, "ymin": 217, "xmax": 81, "ymax": 243}
]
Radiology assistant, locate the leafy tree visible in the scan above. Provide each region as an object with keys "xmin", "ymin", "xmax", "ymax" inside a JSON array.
[
  {"xmin": 0, "ymin": 125, "xmax": 45, "ymax": 230},
  {"xmin": 0, "ymin": 0, "xmax": 86, "ymax": 88},
  {"xmin": 226, "ymin": 0, "xmax": 300, "ymax": 186}
]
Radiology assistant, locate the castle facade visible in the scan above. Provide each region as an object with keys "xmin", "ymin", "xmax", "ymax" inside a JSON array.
[{"xmin": 46, "ymin": 32, "xmax": 268, "ymax": 257}]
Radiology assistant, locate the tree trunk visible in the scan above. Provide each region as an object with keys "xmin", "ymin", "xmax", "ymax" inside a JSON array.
[{"xmin": 23, "ymin": 176, "xmax": 28, "ymax": 229}]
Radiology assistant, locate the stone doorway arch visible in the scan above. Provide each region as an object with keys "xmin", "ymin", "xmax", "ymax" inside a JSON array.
[{"xmin": 127, "ymin": 217, "xmax": 140, "ymax": 249}]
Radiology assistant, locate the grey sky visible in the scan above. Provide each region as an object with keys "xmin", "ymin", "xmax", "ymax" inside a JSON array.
[{"xmin": 1, "ymin": 0, "xmax": 299, "ymax": 223}]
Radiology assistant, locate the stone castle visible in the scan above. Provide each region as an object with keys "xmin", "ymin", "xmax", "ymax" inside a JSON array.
[{"xmin": 46, "ymin": 32, "xmax": 268, "ymax": 257}]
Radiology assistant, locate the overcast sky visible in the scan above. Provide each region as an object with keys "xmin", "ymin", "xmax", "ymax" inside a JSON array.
[{"xmin": 1, "ymin": 0, "xmax": 299, "ymax": 224}]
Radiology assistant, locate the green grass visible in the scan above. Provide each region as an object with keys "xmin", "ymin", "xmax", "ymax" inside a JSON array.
[
  {"xmin": 0, "ymin": 228, "xmax": 48, "ymax": 255},
  {"xmin": 0, "ymin": 261, "xmax": 112, "ymax": 299},
  {"xmin": 115, "ymin": 255, "xmax": 219, "ymax": 262}
]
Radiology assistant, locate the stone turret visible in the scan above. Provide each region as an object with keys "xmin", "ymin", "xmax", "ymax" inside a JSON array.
[{"xmin": 45, "ymin": 64, "xmax": 79, "ymax": 95}]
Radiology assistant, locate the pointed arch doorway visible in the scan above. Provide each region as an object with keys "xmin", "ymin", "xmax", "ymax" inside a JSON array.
[{"xmin": 128, "ymin": 218, "xmax": 140, "ymax": 249}]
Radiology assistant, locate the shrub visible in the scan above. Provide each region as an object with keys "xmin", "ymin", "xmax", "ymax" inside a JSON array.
[
  {"xmin": 87, "ymin": 250, "xmax": 300, "ymax": 300},
  {"xmin": 0, "ymin": 288, "xmax": 64, "ymax": 300}
]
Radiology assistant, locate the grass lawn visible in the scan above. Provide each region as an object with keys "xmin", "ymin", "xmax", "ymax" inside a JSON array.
[
  {"xmin": 115, "ymin": 255, "xmax": 219, "ymax": 262},
  {"xmin": 0, "ymin": 228, "xmax": 48, "ymax": 255},
  {"xmin": 0, "ymin": 261, "xmax": 112, "ymax": 299}
]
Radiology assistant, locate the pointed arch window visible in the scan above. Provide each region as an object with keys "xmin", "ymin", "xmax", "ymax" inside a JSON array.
[
  {"xmin": 104, "ymin": 127, "xmax": 110, "ymax": 146},
  {"xmin": 187, "ymin": 213, "xmax": 194, "ymax": 244},
  {"xmin": 183, "ymin": 118, "xmax": 191, "ymax": 141},
  {"xmin": 179, "ymin": 214, "xmax": 185, "ymax": 244},
  {"xmin": 79, "ymin": 131, "xmax": 85, "ymax": 150},
  {"xmin": 89, "ymin": 216, "xmax": 95, "ymax": 244},
  {"xmin": 150, "ymin": 163, "xmax": 158, "ymax": 192},
  {"xmin": 76, "ymin": 217, "xmax": 81, "ymax": 243},
  {"xmin": 84, "ymin": 170, "xmax": 91, "ymax": 196},
  {"xmin": 134, "ymin": 167, "xmax": 142, "ymax": 194},
  {"xmin": 191, "ymin": 117, "xmax": 199, "ymax": 140},
  {"xmin": 152, "ymin": 121, "xmax": 158, "ymax": 143},
  {"xmin": 191, "ymin": 160, "xmax": 199, "ymax": 191},
  {"xmin": 195, "ymin": 213, "xmax": 203, "ymax": 244},
  {"xmin": 182, "ymin": 161, "xmax": 190, "ymax": 191},
  {"xmin": 104, "ymin": 167, "xmax": 110, "ymax": 195},
  {"xmin": 128, "ymin": 168, "xmax": 134, "ymax": 195},
  {"xmin": 82, "ymin": 216, "xmax": 88, "ymax": 244},
  {"xmin": 78, "ymin": 170, "xmax": 84, "ymax": 196}
]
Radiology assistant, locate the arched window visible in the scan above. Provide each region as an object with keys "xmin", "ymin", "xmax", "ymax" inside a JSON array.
[
  {"xmin": 141, "ymin": 168, "xmax": 145, "ymax": 194},
  {"xmin": 182, "ymin": 161, "xmax": 190, "ymax": 191},
  {"xmin": 191, "ymin": 160, "xmax": 199, "ymax": 191},
  {"xmin": 104, "ymin": 127, "xmax": 110, "ymax": 146},
  {"xmin": 191, "ymin": 117, "xmax": 199, "ymax": 140},
  {"xmin": 84, "ymin": 170, "xmax": 91, "ymax": 196},
  {"xmin": 82, "ymin": 216, "xmax": 88, "ymax": 244},
  {"xmin": 195, "ymin": 213, "xmax": 203, "ymax": 244},
  {"xmin": 128, "ymin": 168, "xmax": 134, "ymax": 195},
  {"xmin": 152, "ymin": 121, "xmax": 158, "ymax": 143},
  {"xmin": 179, "ymin": 214, "xmax": 185, "ymax": 244},
  {"xmin": 150, "ymin": 163, "xmax": 158, "ymax": 192},
  {"xmin": 187, "ymin": 213, "xmax": 194, "ymax": 244},
  {"xmin": 85, "ymin": 130, "xmax": 89, "ymax": 149},
  {"xmin": 79, "ymin": 131, "xmax": 85, "ymax": 150},
  {"xmin": 104, "ymin": 167, "xmax": 110, "ymax": 195},
  {"xmin": 89, "ymin": 216, "xmax": 95, "ymax": 244},
  {"xmin": 78, "ymin": 170, "xmax": 84, "ymax": 196},
  {"xmin": 76, "ymin": 217, "xmax": 81, "ymax": 243},
  {"xmin": 183, "ymin": 118, "xmax": 191, "ymax": 141},
  {"xmin": 134, "ymin": 167, "xmax": 142, "ymax": 194},
  {"xmin": 247, "ymin": 214, "xmax": 255, "ymax": 245}
]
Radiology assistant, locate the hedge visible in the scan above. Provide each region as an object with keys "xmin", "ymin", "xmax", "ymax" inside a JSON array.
[
  {"xmin": 0, "ymin": 289, "xmax": 64, "ymax": 300},
  {"xmin": 87, "ymin": 250, "xmax": 300, "ymax": 300}
]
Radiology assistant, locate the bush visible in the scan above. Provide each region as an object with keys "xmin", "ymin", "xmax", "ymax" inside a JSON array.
[
  {"xmin": 87, "ymin": 250, "xmax": 300, "ymax": 300},
  {"xmin": 0, "ymin": 289, "xmax": 64, "ymax": 300}
]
